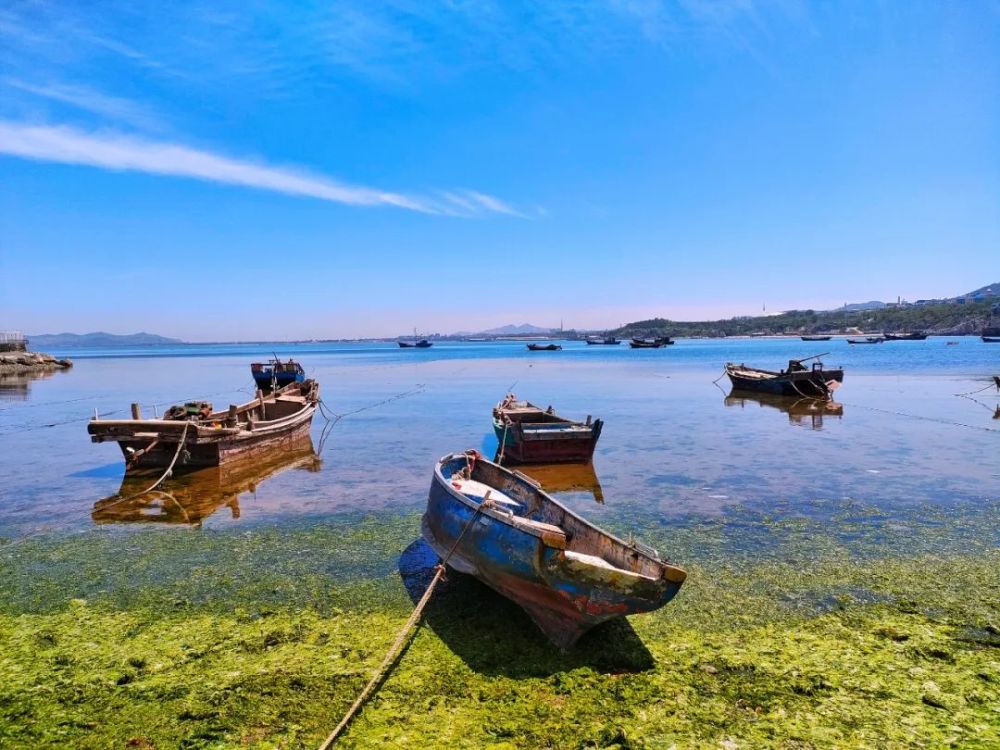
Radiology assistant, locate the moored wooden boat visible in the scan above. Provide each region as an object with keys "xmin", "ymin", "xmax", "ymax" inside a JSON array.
[
  {"xmin": 585, "ymin": 336, "xmax": 620, "ymax": 345},
  {"xmin": 629, "ymin": 337, "xmax": 673, "ymax": 348},
  {"xmin": 884, "ymin": 332, "xmax": 928, "ymax": 341},
  {"xmin": 423, "ymin": 451, "xmax": 686, "ymax": 648},
  {"xmin": 801, "ymin": 335, "xmax": 832, "ymax": 341},
  {"xmin": 526, "ymin": 343, "xmax": 562, "ymax": 351},
  {"xmin": 983, "ymin": 336, "xmax": 1000, "ymax": 343},
  {"xmin": 399, "ymin": 339, "xmax": 433, "ymax": 348},
  {"xmin": 493, "ymin": 394, "xmax": 602, "ymax": 464},
  {"xmin": 88, "ymin": 379, "xmax": 320, "ymax": 470},
  {"xmin": 724, "ymin": 355, "xmax": 843, "ymax": 398},
  {"xmin": 847, "ymin": 336, "xmax": 886, "ymax": 344},
  {"xmin": 250, "ymin": 358, "xmax": 305, "ymax": 391}
]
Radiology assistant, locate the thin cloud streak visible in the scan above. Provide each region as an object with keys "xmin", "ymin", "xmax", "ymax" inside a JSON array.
[
  {"xmin": 0, "ymin": 121, "xmax": 520, "ymax": 216},
  {"xmin": 4, "ymin": 79, "xmax": 164, "ymax": 132}
]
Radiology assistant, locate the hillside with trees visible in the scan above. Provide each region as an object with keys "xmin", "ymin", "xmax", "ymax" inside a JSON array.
[{"xmin": 615, "ymin": 299, "xmax": 997, "ymax": 338}]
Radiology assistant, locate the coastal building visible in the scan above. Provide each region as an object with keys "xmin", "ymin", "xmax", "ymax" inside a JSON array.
[{"xmin": 0, "ymin": 331, "xmax": 27, "ymax": 353}]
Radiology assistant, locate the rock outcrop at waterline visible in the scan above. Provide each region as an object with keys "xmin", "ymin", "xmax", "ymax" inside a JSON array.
[{"xmin": 0, "ymin": 351, "xmax": 73, "ymax": 375}]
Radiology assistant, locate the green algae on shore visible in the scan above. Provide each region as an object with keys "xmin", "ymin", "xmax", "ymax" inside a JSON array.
[{"xmin": 1, "ymin": 502, "xmax": 998, "ymax": 749}]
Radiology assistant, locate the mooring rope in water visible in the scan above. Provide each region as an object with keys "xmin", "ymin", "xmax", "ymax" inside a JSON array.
[
  {"xmin": 316, "ymin": 491, "xmax": 491, "ymax": 749},
  {"xmin": 837, "ymin": 401, "xmax": 999, "ymax": 434},
  {"xmin": 953, "ymin": 379, "xmax": 1000, "ymax": 397},
  {"xmin": 97, "ymin": 421, "xmax": 192, "ymax": 508}
]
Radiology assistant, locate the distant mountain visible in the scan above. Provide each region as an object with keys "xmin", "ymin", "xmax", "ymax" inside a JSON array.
[
  {"xmin": 29, "ymin": 332, "xmax": 183, "ymax": 348},
  {"xmin": 451, "ymin": 323, "xmax": 554, "ymax": 336}
]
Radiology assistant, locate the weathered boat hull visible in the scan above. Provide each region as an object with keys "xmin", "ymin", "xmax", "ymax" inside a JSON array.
[
  {"xmin": 725, "ymin": 365, "xmax": 844, "ymax": 397},
  {"xmin": 494, "ymin": 416, "xmax": 602, "ymax": 464},
  {"xmin": 89, "ymin": 380, "xmax": 319, "ymax": 470},
  {"xmin": 800, "ymin": 336, "xmax": 831, "ymax": 341},
  {"xmin": 422, "ymin": 453, "xmax": 685, "ymax": 648},
  {"xmin": 109, "ymin": 418, "xmax": 314, "ymax": 469},
  {"xmin": 884, "ymin": 333, "xmax": 927, "ymax": 341}
]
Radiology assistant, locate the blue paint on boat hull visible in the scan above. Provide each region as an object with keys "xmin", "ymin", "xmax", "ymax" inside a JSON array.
[{"xmin": 422, "ymin": 453, "xmax": 684, "ymax": 648}]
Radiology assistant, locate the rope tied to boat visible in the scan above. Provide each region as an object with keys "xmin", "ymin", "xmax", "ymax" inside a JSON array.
[
  {"xmin": 99, "ymin": 420, "xmax": 192, "ymax": 509},
  {"xmin": 316, "ymin": 478, "xmax": 491, "ymax": 749}
]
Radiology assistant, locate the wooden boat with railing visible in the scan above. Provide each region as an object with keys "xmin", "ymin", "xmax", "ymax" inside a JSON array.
[
  {"xmin": 423, "ymin": 450, "xmax": 686, "ymax": 649},
  {"xmin": 88, "ymin": 379, "xmax": 320, "ymax": 470},
  {"xmin": 725, "ymin": 354, "xmax": 843, "ymax": 398},
  {"xmin": 493, "ymin": 394, "xmax": 602, "ymax": 464}
]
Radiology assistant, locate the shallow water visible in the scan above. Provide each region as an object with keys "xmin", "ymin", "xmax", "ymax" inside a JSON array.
[
  {"xmin": 2, "ymin": 339, "xmax": 998, "ymax": 748},
  {"xmin": 0, "ymin": 338, "xmax": 996, "ymax": 539}
]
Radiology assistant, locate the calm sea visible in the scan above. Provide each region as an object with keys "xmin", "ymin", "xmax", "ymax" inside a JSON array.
[{"xmin": 0, "ymin": 338, "xmax": 997, "ymax": 539}]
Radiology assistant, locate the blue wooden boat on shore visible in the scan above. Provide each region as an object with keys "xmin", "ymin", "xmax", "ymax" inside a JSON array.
[
  {"xmin": 250, "ymin": 358, "xmax": 305, "ymax": 391},
  {"xmin": 423, "ymin": 451, "xmax": 686, "ymax": 649}
]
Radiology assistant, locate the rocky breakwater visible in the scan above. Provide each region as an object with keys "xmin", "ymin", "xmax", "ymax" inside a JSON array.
[{"xmin": 0, "ymin": 351, "xmax": 73, "ymax": 376}]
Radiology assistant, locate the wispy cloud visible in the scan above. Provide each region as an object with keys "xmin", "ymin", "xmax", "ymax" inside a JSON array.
[
  {"xmin": 4, "ymin": 79, "xmax": 163, "ymax": 132},
  {"xmin": 0, "ymin": 121, "xmax": 521, "ymax": 217}
]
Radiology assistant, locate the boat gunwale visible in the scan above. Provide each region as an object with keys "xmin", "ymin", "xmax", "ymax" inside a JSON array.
[
  {"xmin": 432, "ymin": 452, "xmax": 681, "ymax": 578},
  {"xmin": 89, "ymin": 381, "xmax": 319, "ymax": 443}
]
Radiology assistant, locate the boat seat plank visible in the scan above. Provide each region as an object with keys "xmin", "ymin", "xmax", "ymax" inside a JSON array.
[{"xmin": 451, "ymin": 477, "xmax": 522, "ymax": 508}]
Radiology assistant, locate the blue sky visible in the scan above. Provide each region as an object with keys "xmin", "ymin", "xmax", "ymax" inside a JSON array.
[{"xmin": 1, "ymin": 1, "xmax": 997, "ymax": 340}]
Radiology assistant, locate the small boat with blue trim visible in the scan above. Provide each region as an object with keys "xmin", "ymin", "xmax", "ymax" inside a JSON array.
[
  {"xmin": 423, "ymin": 450, "xmax": 686, "ymax": 648},
  {"xmin": 251, "ymin": 358, "xmax": 305, "ymax": 391},
  {"xmin": 493, "ymin": 394, "xmax": 602, "ymax": 464}
]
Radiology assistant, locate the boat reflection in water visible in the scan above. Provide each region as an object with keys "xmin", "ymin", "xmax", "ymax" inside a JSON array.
[
  {"xmin": 92, "ymin": 437, "xmax": 320, "ymax": 526},
  {"xmin": 501, "ymin": 459, "xmax": 605, "ymax": 504},
  {"xmin": 724, "ymin": 390, "xmax": 844, "ymax": 430}
]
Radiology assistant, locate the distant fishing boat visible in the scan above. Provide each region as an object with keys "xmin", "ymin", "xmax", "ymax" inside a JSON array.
[
  {"xmin": 250, "ymin": 358, "xmax": 305, "ymax": 391},
  {"xmin": 725, "ymin": 354, "xmax": 843, "ymax": 398},
  {"xmin": 884, "ymin": 332, "xmax": 928, "ymax": 341},
  {"xmin": 493, "ymin": 394, "xmax": 602, "ymax": 464},
  {"xmin": 422, "ymin": 450, "xmax": 686, "ymax": 648},
  {"xmin": 526, "ymin": 343, "xmax": 562, "ymax": 351},
  {"xmin": 399, "ymin": 339, "xmax": 433, "ymax": 348},
  {"xmin": 629, "ymin": 337, "xmax": 673, "ymax": 348},
  {"xmin": 801, "ymin": 335, "xmax": 832, "ymax": 341},
  {"xmin": 585, "ymin": 336, "xmax": 620, "ymax": 345},
  {"xmin": 88, "ymin": 379, "xmax": 319, "ymax": 470},
  {"xmin": 847, "ymin": 336, "xmax": 886, "ymax": 344},
  {"xmin": 984, "ymin": 336, "xmax": 1000, "ymax": 343}
]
